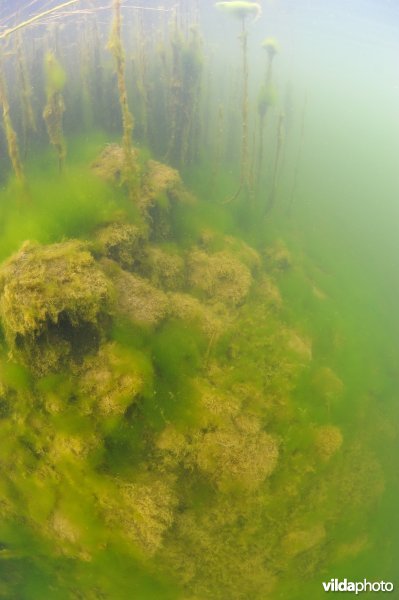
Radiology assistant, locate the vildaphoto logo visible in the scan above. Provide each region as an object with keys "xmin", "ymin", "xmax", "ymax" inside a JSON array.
[{"xmin": 322, "ymin": 579, "xmax": 394, "ymax": 594}]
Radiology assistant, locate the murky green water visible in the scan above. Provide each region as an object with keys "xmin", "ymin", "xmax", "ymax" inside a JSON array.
[{"xmin": 0, "ymin": 1, "xmax": 397, "ymax": 598}]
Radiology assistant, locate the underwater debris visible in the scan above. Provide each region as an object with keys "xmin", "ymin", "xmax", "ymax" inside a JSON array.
[{"xmin": 0, "ymin": 240, "xmax": 111, "ymax": 375}]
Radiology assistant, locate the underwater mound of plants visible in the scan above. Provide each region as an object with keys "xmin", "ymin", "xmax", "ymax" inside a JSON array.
[
  {"xmin": 0, "ymin": 143, "xmax": 387, "ymax": 600},
  {"xmin": 0, "ymin": 1, "xmax": 397, "ymax": 598}
]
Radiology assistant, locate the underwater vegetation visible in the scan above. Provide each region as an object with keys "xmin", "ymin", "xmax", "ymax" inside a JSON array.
[{"xmin": 0, "ymin": 1, "xmax": 397, "ymax": 599}]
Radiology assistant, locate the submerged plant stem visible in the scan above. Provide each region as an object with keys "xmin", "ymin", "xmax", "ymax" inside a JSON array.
[
  {"xmin": 108, "ymin": 0, "xmax": 137, "ymax": 198},
  {"xmin": 0, "ymin": 61, "xmax": 25, "ymax": 186},
  {"xmin": 0, "ymin": 0, "xmax": 80, "ymax": 40},
  {"xmin": 267, "ymin": 112, "xmax": 284, "ymax": 212}
]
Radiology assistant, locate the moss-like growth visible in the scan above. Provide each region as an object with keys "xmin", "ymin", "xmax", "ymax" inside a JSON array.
[
  {"xmin": 93, "ymin": 222, "xmax": 147, "ymax": 270},
  {"xmin": 263, "ymin": 239, "xmax": 293, "ymax": 272},
  {"xmin": 187, "ymin": 250, "xmax": 252, "ymax": 306},
  {"xmin": 311, "ymin": 367, "xmax": 344, "ymax": 401},
  {"xmin": 314, "ymin": 425, "xmax": 343, "ymax": 460},
  {"xmin": 281, "ymin": 523, "xmax": 326, "ymax": 558},
  {"xmin": 0, "ymin": 241, "xmax": 111, "ymax": 374},
  {"xmin": 99, "ymin": 478, "xmax": 177, "ymax": 555},
  {"xmin": 141, "ymin": 246, "xmax": 185, "ymax": 290},
  {"xmin": 142, "ymin": 159, "xmax": 184, "ymax": 200},
  {"xmin": 168, "ymin": 292, "xmax": 223, "ymax": 339},
  {"xmin": 79, "ymin": 342, "xmax": 143, "ymax": 417},
  {"xmin": 91, "ymin": 143, "xmax": 136, "ymax": 184},
  {"xmin": 194, "ymin": 418, "xmax": 279, "ymax": 491},
  {"xmin": 108, "ymin": 264, "xmax": 169, "ymax": 327}
]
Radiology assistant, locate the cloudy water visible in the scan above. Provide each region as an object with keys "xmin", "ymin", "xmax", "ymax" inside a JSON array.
[{"xmin": 0, "ymin": 1, "xmax": 397, "ymax": 598}]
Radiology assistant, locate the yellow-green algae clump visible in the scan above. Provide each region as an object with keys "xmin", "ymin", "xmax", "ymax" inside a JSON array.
[
  {"xmin": 0, "ymin": 147, "xmax": 386, "ymax": 599},
  {"xmin": 0, "ymin": 240, "xmax": 111, "ymax": 375}
]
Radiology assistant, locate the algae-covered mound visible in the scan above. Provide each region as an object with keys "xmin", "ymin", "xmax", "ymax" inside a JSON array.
[
  {"xmin": 0, "ymin": 151, "xmax": 386, "ymax": 600},
  {"xmin": 93, "ymin": 222, "xmax": 147, "ymax": 270},
  {"xmin": 0, "ymin": 240, "xmax": 111, "ymax": 375},
  {"xmin": 187, "ymin": 249, "xmax": 253, "ymax": 306}
]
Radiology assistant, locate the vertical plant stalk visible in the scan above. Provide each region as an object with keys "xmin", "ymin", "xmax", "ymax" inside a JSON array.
[
  {"xmin": 179, "ymin": 28, "xmax": 202, "ymax": 167},
  {"xmin": 136, "ymin": 10, "xmax": 149, "ymax": 143},
  {"xmin": 256, "ymin": 48, "xmax": 276, "ymax": 188},
  {"xmin": 212, "ymin": 104, "xmax": 224, "ymax": 180},
  {"xmin": 0, "ymin": 59, "xmax": 26, "ymax": 185},
  {"xmin": 240, "ymin": 16, "xmax": 249, "ymax": 188},
  {"xmin": 108, "ymin": 0, "xmax": 137, "ymax": 197},
  {"xmin": 79, "ymin": 20, "xmax": 94, "ymax": 129},
  {"xmin": 43, "ymin": 52, "xmax": 66, "ymax": 173},
  {"xmin": 227, "ymin": 15, "xmax": 250, "ymax": 203},
  {"xmin": 166, "ymin": 14, "xmax": 181, "ymax": 165},
  {"xmin": 16, "ymin": 33, "xmax": 36, "ymax": 158},
  {"xmin": 267, "ymin": 112, "xmax": 284, "ymax": 212}
]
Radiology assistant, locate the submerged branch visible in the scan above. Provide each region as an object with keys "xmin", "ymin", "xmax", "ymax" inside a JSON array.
[
  {"xmin": 0, "ymin": 1, "xmax": 177, "ymax": 40},
  {"xmin": 0, "ymin": 0, "xmax": 81, "ymax": 40}
]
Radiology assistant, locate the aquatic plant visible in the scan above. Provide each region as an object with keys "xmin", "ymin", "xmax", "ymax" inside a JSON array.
[
  {"xmin": 108, "ymin": 0, "xmax": 137, "ymax": 198},
  {"xmin": 267, "ymin": 111, "xmax": 285, "ymax": 211},
  {"xmin": 256, "ymin": 38, "xmax": 278, "ymax": 188},
  {"xmin": 0, "ymin": 240, "xmax": 111, "ymax": 374},
  {"xmin": 215, "ymin": 2, "xmax": 261, "ymax": 199},
  {"xmin": 262, "ymin": 37, "xmax": 278, "ymax": 79},
  {"xmin": 0, "ymin": 58, "xmax": 25, "ymax": 186},
  {"xmin": 187, "ymin": 249, "xmax": 253, "ymax": 306},
  {"xmin": 0, "ymin": 0, "xmax": 81, "ymax": 40},
  {"xmin": 43, "ymin": 51, "xmax": 67, "ymax": 172},
  {"xmin": 166, "ymin": 24, "xmax": 203, "ymax": 167},
  {"xmin": 215, "ymin": 1, "xmax": 261, "ymax": 20},
  {"xmin": 16, "ymin": 33, "xmax": 36, "ymax": 157}
]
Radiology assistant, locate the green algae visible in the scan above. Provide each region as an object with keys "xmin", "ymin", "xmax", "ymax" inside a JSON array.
[
  {"xmin": 0, "ymin": 129, "xmax": 396, "ymax": 599},
  {"xmin": 0, "ymin": 6, "xmax": 397, "ymax": 599}
]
